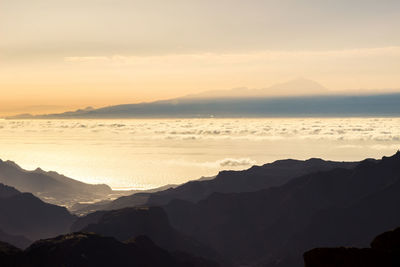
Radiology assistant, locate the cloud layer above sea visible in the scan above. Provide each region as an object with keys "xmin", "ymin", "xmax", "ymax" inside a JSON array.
[
  {"xmin": 0, "ymin": 118, "xmax": 399, "ymax": 188},
  {"xmin": 1, "ymin": 118, "xmax": 399, "ymax": 143}
]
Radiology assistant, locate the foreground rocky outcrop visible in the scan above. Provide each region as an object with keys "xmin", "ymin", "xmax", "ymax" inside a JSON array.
[
  {"xmin": 304, "ymin": 227, "xmax": 400, "ymax": 267},
  {"xmin": 0, "ymin": 232, "xmax": 219, "ymax": 267},
  {"xmin": 0, "ymin": 241, "xmax": 21, "ymax": 266}
]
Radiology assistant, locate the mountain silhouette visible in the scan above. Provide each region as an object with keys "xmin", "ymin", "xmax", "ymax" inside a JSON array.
[
  {"xmin": 0, "ymin": 229, "xmax": 30, "ymax": 251},
  {"xmin": 0, "ymin": 232, "xmax": 219, "ymax": 267},
  {"xmin": 0, "ymin": 184, "xmax": 19, "ymax": 198},
  {"xmin": 304, "ymin": 226, "xmax": 400, "ymax": 267},
  {"xmin": 7, "ymin": 93, "xmax": 400, "ymax": 119},
  {"xmin": 0, "ymin": 183, "xmax": 76, "ymax": 247},
  {"xmin": 2, "ymin": 152, "xmax": 400, "ymax": 266},
  {"xmin": 183, "ymin": 78, "xmax": 329, "ymax": 99},
  {"xmin": 0, "ymin": 240, "xmax": 21, "ymax": 266},
  {"xmin": 0, "ymin": 159, "xmax": 117, "ymax": 208},
  {"xmin": 72, "ymin": 206, "xmax": 224, "ymax": 264},
  {"xmin": 75, "ymin": 158, "xmax": 358, "ymax": 215},
  {"xmin": 161, "ymin": 152, "xmax": 400, "ymax": 266}
]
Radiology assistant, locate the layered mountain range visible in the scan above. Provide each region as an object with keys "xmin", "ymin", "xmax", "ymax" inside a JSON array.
[
  {"xmin": 0, "ymin": 232, "xmax": 218, "ymax": 267},
  {"xmin": 0, "ymin": 159, "xmax": 139, "ymax": 208},
  {"xmin": 72, "ymin": 152, "xmax": 400, "ymax": 266},
  {"xmin": 1, "ymin": 152, "xmax": 400, "ymax": 266},
  {"xmin": 73, "ymin": 158, "xmax": 358, "ymax": 215},
  {"xmin": 162, "ymin": 152, "xmax": 400, "ymax": 266},
  {"xmin": 0, "ymin": 183, "xmax": 75, "ymax": 248}
]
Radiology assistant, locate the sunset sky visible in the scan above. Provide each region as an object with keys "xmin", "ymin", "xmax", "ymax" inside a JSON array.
[{"xmin": 1, "ymin": 0, "xmax": 400, "ymax": 115}]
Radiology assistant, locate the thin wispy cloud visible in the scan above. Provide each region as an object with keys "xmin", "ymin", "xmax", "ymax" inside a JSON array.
[{"xmin": 63, "ymin": 46, "xmax": 400, "ymax": 65}]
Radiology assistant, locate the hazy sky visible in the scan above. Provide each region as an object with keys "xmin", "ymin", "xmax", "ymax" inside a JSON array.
[{"xmin": 1, "ymin": 0, "xmax": 400, "ymax": 115}]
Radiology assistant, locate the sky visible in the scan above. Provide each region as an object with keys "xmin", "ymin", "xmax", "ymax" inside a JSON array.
[{"xmin": 1, "ymin": 0, "xmax": 400, "ymax": 115}]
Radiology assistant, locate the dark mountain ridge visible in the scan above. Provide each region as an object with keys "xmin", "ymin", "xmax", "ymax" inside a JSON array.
[
  {"xmin": 0, "ymin": 159, "xmax": 138, "ymax": 208},
  {"xmin": 75, "ymin": 157, "xmax": 358, "ymax": 215},
  {"xmin": 0, "ymin": 183, "xmax": 19, "ymax": 198},
  {"xmin": 0, "ymin": 232, "xmax": 219, "ymax": 267},
  {"xmin": 162, "ymin": 151, "xmax": 400, "ymax": 266},
  {"xmin": 0, "ymin": 229, "xmax": 30, "ymax": 250},
  {"xmin": 304, "ymin": 227, "xmax": 400, "ymax": 267},
  {"xmin": 0, "ymin": 183, "xmax": 76, "ymax": 248},
  {"xmin": 2, "ymin": 152, "xmax": 400, "ymax": 266},
  {"xmin": 72, "ymin": 207, "xmax": 224, "ymax": 264}
]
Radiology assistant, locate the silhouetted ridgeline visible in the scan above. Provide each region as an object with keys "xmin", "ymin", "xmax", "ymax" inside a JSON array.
[
  {"xmin": 304, "ymin": 227, "xmax": 400, "ymax": 267},
  {"xmin": 73, "ymin": 207, "xmax": 224, "ymax": 264},
  {"xmin": 6, "ymin": 93, "xmax": 400, "ymax": 119},
  {"xmin": 1, "ymin": 152, "xmax": 400, "ymax": 266},
  {"xmin": 0, "ymin": 229, "xmax": 30, "ymax": 251},
  {"xmin": 0, "ymin": 232, "xmax": 219, "ymax": 267},
  {"xmin": 0, "ymin": 184, "xmax": 76, "ymax": 248},
  {"xmin": 162, "ymin": 152, "xmax": 400, "ymax": 266},
  {"xmin": 0, "ymin": 185, "xmax": 219, "ymax": 266},
  {"xmin": 74, "ymin": 158, "xmax": 358, "ymax": 215},
  {"xmin": 0, "ymin": 159, "xmax": 138, "ymax": 208}
]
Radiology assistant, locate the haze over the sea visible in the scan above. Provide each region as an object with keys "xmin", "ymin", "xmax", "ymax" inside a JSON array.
[
  {"xmin": 1, "ymin": 118, "xmax": 399, "ymax": 189},
  {"xmin": 1, "ymin": 0, "xmax": 400, "ymax": 188}
]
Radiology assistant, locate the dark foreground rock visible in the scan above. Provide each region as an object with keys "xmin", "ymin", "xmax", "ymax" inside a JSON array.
[
  {"xmin": 0, "ymin": 232, "xmax": 219, "ymax": 267},
  {"xmin": 304, "ymin": 227, "xmax": 400, "ymax": 267}
]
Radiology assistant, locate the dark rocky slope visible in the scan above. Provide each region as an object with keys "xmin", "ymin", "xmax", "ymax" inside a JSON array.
[
  {"xmin": 304, "ymin": 227, "xmax": 400, "ymax": 267},
  {"xmin": 73, "ymin": 207, "xmax": 223, "ymax": 264},
  {"xmin": 0, "ymin": 159, "xmax": 114, "ymax": 208},
  {"xmin": 0, "ymin": 229, "xmax": 30, "ymax": 250},
  {"xmin": 162, "ymin": 152, "xmax": 400, "ymax": 266},
  {"xmin": 76, "ymin": 158, "xmax": 358, "ymax": 214},
  {"xmin": 0, "ymin": 183, "xmax": 76, "ymax": 247},
  {"xmin": 0, "ymin": 241, "xmax": 22, "ymax": 267},
  {"xmin": 0, "ymin": 232, "xmax": 219, "ymax": 267}
]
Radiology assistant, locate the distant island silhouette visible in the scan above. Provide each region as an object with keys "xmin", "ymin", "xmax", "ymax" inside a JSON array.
[
  {"xmin": 6, "ymin": 79, "xmax": 400, "ymax": 119},
  {"xmin": 7, "ymin": 93, "xmax": 400, "ymax": 119}
]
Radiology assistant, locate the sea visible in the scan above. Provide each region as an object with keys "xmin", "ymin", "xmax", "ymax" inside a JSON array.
[{"xmin": 0, "ymin": 118, "xmax": 399, "ymax": 190}]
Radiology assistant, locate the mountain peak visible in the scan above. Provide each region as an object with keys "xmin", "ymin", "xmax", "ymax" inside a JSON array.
[
  {"xmin": 183, "ymin": 78, "xmax": 329, "ymax": 99},
  {"xmin": 0, "ymin": 183, "xmax": 20, "ymax": 198},
  {"xmin": 267, "ymin": 78, "xmax": 328, "ymax": 96},
  {"xmin": 381, "ymin": 150, "xmax": 400, "ymax": 164}
]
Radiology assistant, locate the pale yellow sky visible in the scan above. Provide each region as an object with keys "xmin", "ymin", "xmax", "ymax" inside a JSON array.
[{"xmin": 1, "ymin": 0, "xmax": 400, "ymax": 115}]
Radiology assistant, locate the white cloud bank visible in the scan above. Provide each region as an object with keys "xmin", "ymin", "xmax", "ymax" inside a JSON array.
[{"xmin": 2, "ymin": 118, "xmax": 400, "ymax": 143}]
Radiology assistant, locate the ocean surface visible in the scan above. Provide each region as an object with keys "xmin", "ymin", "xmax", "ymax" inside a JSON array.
[{"xmin": 0, "ymin": 118, "xmax": 399, "ymax": 189}]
